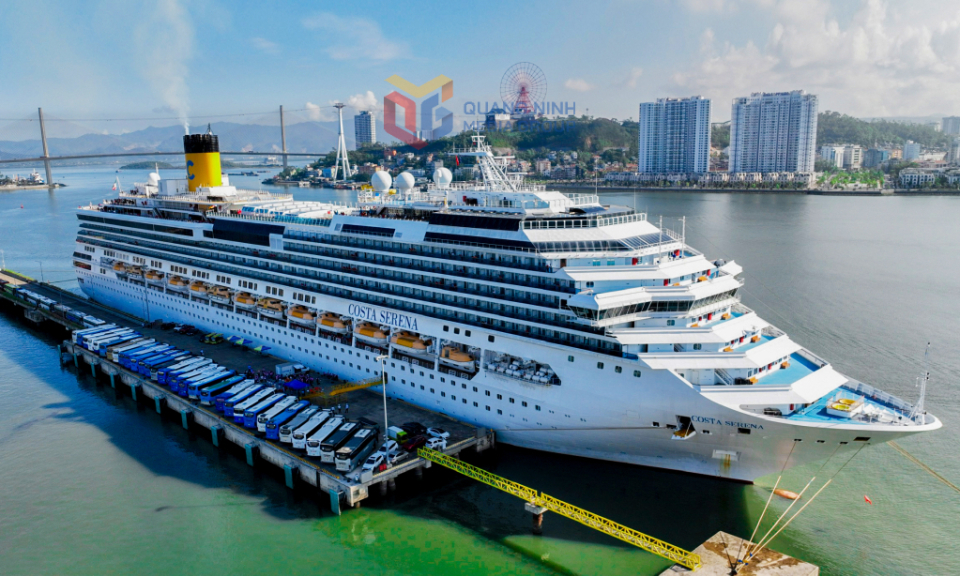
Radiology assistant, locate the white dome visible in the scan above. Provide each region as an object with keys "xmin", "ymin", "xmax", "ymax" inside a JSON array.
[
  {"xmin": 395, "ymin": 171, "xmax": 415, "ymax": 190},
  {"xmin": 371, "ymin": 170, "xmax": 392, "ymax": 192},
  {"xmin": 433, "ymin": 167, "xmax": 453, "ymax": 187},
  {"xmin": 148, "ymin": 172, "xmax": 161, "ymax": 186}
]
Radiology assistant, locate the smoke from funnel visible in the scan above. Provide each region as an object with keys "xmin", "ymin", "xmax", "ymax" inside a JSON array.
[{"xmin": 136, "ymin": 0, "xmax": 194, "ymax": 134}]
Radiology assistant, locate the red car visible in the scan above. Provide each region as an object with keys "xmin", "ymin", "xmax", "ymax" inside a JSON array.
[{"xmin": 401, "ymin": 435, "xmax": 427, "ymax": 452}]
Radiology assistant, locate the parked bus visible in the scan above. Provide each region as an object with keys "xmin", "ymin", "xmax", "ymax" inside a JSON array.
[
  {"xmin": 108, "ymin": 339, "xmax": 155, "ymax": 363},
  {"xmin": 187, "ymin": 370, "xmax": 236, "ymax": 399},
  {"xmin": 254, "ymin": 396, "xmax": 297, "ymax": 432},
  {"xmin": 82, "ymin": 329, "xmax": 132, "ymax": 351},
  {"xmin": 219, "ymin": 384, "xmax": 263, "ymax": 415},
  {"xmin": 279, "ymin": 406, "xmax": 321, "ymax": 444},
  {"xmin": 229, "ymin": 388, "xmax": 275, "ymax": 423},
  {"xmin": 146, "ymin": 353, "xmax": 190, "ymax": 379},
  {"xmin": 137, "ymin": 351, "xmax": 185, "ymax": 376},
  {"xmin": 120, "ymin": 345, "xmax": 173, "ymax": 369},
  {"xmin": 265, "ymin": 401, "xmax": 311, "ymax": 441},
  {"xmin": 82, "ymin": 316, "xmax": 107, "ymax": 328},
  {"xmin": 212, "ymin": 381, "xmax": 255, "ymax": 412},
  {"xmin": 72, "ymin": 324, "xmax": 117, "ymax": 345},
  {"xmin": 199, "ymin": 376, "xmax": 247, "ymax": 406},
  {"xmin": 94, "ymin": 332, "xmax": 140, "ymax": 355},
  {"xmin": 159, "ymin": 358, "xmax": 211, "ymax": 385},
  {"xmin": 242, "ymin": 394, "xmax": 289, "ymax": 429},
  {"xmin": 335, "ymin": 426, "xmax": 380, "ymax": 472},
  {"xmin": 320, "ymin": 421, "xmax": 359, "ymax": 464},
  {"xmin": 305, "ymin": 416, "xmax": 343, "ymax": 456},
  {"xmin": 175, "ymin": 366, "xmax": 224, "ymax": 396},
  {"xmin": 169, "ymin": 364, "xmax": 220, "ymax": 391}
]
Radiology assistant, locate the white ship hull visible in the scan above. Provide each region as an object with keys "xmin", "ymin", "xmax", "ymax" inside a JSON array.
[{"xmin": 76, "ymin": 268, "xmax": 933, "ymax": 482}]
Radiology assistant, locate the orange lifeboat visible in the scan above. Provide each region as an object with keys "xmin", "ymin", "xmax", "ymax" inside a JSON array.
[
  {"xmin": 391, "ymin": 331, "xmax": 430, "ymax": 356},
  {"xmin": 289, "ymin": 305, "xmax": 317, "ymax": 326},
  {"xmin": 355, "ymin": 322, "xmax": 389, "ymax": 346},
  {"xmin": 319, "ymin": 312, "xmax": 350, "ymax": 334}
]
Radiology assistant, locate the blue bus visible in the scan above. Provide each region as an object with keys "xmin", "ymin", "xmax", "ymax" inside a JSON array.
[
  {"xmin": 137, "ymin": 351, "xmax": 185, "ymax": 376},
  {"xmin": 214, "ymin": 382, "xmax": 258, "ymax": 412},
  {"xmin": 159, "ymin": 358, "xmax": 211, "ymax": 385},
  {"xmin": 121, "ymin": 345, "xmax": 172, "ymax": 369},
  {"xmin": 143, "ymin": 353, "xmax": 189, "ymax": 378},
  {"xmin": 175, "ymin": 366, "xmax": 223, "ymax": 396},
  {"xmin": 198, "ymin": 376, "xmax": 246, "ymax": 406},
  {"xmin": 242, "ymin": 393, "xmax": 287, "ymax": 429},
  {"xmin": 72, "ymin": 324, "xmax": 118, "ymax": 345},
  {"xmin": 228, "ymin": 388, "xmax": 274, "ymax": 422},
  {"xmin": 187, "ymin": 370, "xmax": 236, "ymax": 399},
  {"xmin": 265, "ymin": 401, "xmax": 311, "ymax": 441},
  {"xmin": 169, "ymin": 364, "xmax": 219, "ymax": 391},
  {"xmin": 96, "ymin": 333, "xmax": 141, "ymax": 356}
]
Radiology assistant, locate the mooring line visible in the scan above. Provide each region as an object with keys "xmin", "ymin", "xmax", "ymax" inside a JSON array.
[{"xmin": 890, "ymin": 441, "xmax": 960, "ymax": 494}]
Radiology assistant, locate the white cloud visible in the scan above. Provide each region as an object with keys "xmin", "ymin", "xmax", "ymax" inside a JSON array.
[
  {"xmin": 671, "ymin": 0, "xmax": 960, "ymax": 118},
  {"xmin": 305, "ymin": 101, "xmax": 334, "ymax": 122},
  {"xmin": 346, "ymin": 91, "xmax": 380, "ymax": 114},
  {"xmin": 565, "ymin": 78, "xmax": 595, "ymax": 92},
  {"xmin": 305, "ymin": 92, "xmax": 379, "ymax": 122},
  {"xmin": 134, "ymin": 0, "xmax": 193, "ymax": 130},
  {"xmin": 251, "ymin": 37, "xmax": 280, "ymax": 55},
  {"xmin": 623, "ymin": 67, "xmax": 644, "ymax": 88},
  {"xmin": 302, "ymin": 13, "xmax": 409, "ymax": 61}
]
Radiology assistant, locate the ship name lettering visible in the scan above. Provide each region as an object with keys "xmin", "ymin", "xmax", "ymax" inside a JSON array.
[
  {"xmin": 691, "ymin": 415, "xmax": 763, "ymax": 430},
  {"xmin": 347, "ymin": 304, "xmax": 419, "ymax": 331}
]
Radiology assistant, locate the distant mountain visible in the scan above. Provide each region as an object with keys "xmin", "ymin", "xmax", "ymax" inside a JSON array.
[{"xmin": 0, "ymin": 121, "xmax": 346, "ymax": 159}]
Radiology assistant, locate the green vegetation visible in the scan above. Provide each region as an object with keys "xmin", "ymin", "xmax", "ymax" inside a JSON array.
[
  {"xmin": 816, "ymin": 168, "xmax": 884, "ymax": 188},
  {"xmin": 711, "ymin": 124, "xmax": 730, "ymax": 149},
  {"xmin": 120, "ymin": 161, "xmax": 176, "ymax": 170},
  {"xmin": 817, "ymin": 111, "xmax": 951, "ymax": 148}
]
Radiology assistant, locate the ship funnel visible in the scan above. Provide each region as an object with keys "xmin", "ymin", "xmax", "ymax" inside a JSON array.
[{"xmin": 183, "ymin": 131, "xmax": 222, "ymax": 192}]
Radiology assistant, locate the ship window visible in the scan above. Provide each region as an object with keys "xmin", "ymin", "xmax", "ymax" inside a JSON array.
[
  {"xmin": 462, "ymin": 384, "xmax": 466, "ymax": 389},
  {"xmin": 443, "ymin": 326, "xmax": 449, "ymax": 332},
  {"xmin": 488, "ymin": 335, "xmax": 495, "ymax": 342},
  {"xmin": 653, "ymin": 422, "xmax": 660, "ymax": 427},
  {"xmin": 694, "ymin": 344, "xmax": 702, "ymax": 350},
  {"xmin": 486, "ymin": 406, "xmax": 490, "ymax": 411},
  {"xmin": 485, "ymin": 390, "xmax": 490, "ymax": 396},
  {"xmin": 509, "ymin": 398, "xmax": 515, "ymax": 403},
  {"xmin": 667, "ymin": 320, "xmax": 675, "ymax": 326},
  {"xmin": 597, "ymin": 362, "xmax": 604, "ymax": 369},
  {"xmin": 615, "ymin": 366, "xmax": 622, "ymax": 373},
  {"xmin": 497, "ymin": 409, "xmax": 502, "ymax": 415},
  {"xmin": 535, "ymin": 405, "xmax": 541, "ymax": 411},
  {"xmin": 465, "ymin": 330, "xmax": 471, "ymax": 337},
  {"xmin": 586, "ymin": 281, "xmax": 594, "ymax": 288},
  {"xmin": 854, "ymin": 437, "xmax": 871, "ymax": 442},
  {"xmin": 462, "ymin": 399, "xmax": 467, "ymax": 404},
  {"xmin": 441, "ymin": 392, "xmax": 446, "ymax": 397},
  {"xmin": 430, "ymin": 388, "xmax": 435, "ymax": 393},
  {"xmin": 496, "ymin": 394, "xmax": 502, "ymax": 400},
  {"xmin": 473, "ymin": 401, "xmax": 478, "ymax": 407},
  {"xmin": 522, "ymin": 401, "xmax": 528, "ymax": 407},
  {"xmin": 454, "ymin": 328, "xmax": 460, "ymax": 334},
  {"xmin": 633, "ymin": 370, "xmax": 641, "ymax": 377},
  {"xmin": 568, "ymin": 356, "xmax": 574, "ymax": 362},
  {"xmin": 738, "ymin": 428, "xmax": 751, "ymax": 435}
]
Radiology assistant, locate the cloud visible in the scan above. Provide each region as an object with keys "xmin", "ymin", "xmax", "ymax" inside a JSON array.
[
  {"xmin": 134, "ymin": 0, "xmax": 193, "ymax": 131},
  {"xmin": 671, "ymin": 0, "xmax": 960, "ymax": 118},
  {"xmin": 302, "ymin": 13, "xmax": 409, "ymax": 61},
  {"xmin": 564, "ymin": 78, "xmax": 595, "ymax": 92},
  {"xmin": 305, "ymin": 102, "xmax": 334, "ymax": 122},
  {"xmin": 623, "ymin": 67, "xmax": 644, "ymax": 88},
  {"xmin": 306, "ymin": 92, "xmax": 380, "ymax": 122},
  {"xmin": 251, "ymin": 37, "xmax": 280, "ymax": 55},
  {"xmin": 346, "ymin": 91, "xmax": 379, "ymax": 114}
]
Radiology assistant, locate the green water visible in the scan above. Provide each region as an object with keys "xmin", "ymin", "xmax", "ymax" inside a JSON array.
[{"xmin": 1, "ymin": 168, "xmax": 958, "ymax": 575}]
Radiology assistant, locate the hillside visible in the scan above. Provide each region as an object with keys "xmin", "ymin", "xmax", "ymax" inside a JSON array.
[{"xmin": 817, "ymin": 111, "xmax": 951, "ymax": 148}]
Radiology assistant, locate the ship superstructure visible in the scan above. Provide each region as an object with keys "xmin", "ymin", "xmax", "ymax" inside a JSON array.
[{"xmin": 72, "ymin": 130, "xmax": 940, "ymax": 481}]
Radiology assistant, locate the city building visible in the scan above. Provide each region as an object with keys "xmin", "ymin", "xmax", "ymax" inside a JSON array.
[
  {"xmin": 925, "ymin": 121, "xmax": 941, "ymax": 132},
  {"xmin": 728, "ymin": 90, "xmax": 818, "ymax": 173},
  {"xmin": 949, "ymin": 137, "xmax": 960, "ymax": 164},
  {"xmin": 863, "ymin": 149, "xmax": 890, "ymax": 169},
  {"xmin": 638, "ymin": 96, "xmax": 711, "ymax": 174},
  {"xmin": 353, "ymin": 111, "xmax": 376, "ymax": 149},
  {"xmin": 899, "ymin": 168, "xmax": 936, "ymax": 187},
  {"xmin": 903, "ymin": 141, "xmax": 921, "ymax": 161},
  {"xmin": 842, "ymin": 145, "xmax": 863, "ymax": 170},
  {"xmin": 485, "ymin": 106, "xmax": 512, "ymax": 131},
  {"xmin": 534, "ymin": 159, "xmax": 552, "ymax": 174},
  {"xmin": 942, "ymin": 116, "xmax": 960, "ymax": 136},
  {"xmin": 820, "ymin": 145, "xmax": 845, "ymax": 168}
]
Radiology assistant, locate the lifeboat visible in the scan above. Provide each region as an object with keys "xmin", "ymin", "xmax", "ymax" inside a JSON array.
[
  {"xmin": 112, "ymin": 262, "xmax": 127, "ymax": 275},
  {"xmin": 391, "ymin": 331, "xmax": 430, "ymax": 356},
  {"xmin": 234, "ymin": 292, "xmax": 256, "ymax": 309},
  {"xmin": 127, "ymin": 265, "xmax": 144, "ymax": 278},
  {"xmin": 257, "ymin": 297, "xmax": 286, "ymax": 319},
  {"xmin": 209, "ymin": 285, "xmax": 233, "ymax": 304},
  {"xmin": 189, "ymin": 281, "xmax": 209, "ymax": 298},
  {"xmin": 145, "ymin": 270, "xmax": 165, "ymax": 285},
  {"xmin": 355, "ymin": 322, "xmax": 389, "ymax": 346},
  {"xmin": 319, "ymin": 312, "xmax": 350, "ymax": 334},
  {"xmin": 439, "ymin": 345, "xmax": 476, "ymax": 372},
  {"xmin": 288, "ymin": 305, "xmax": 317, "ymax": 326},
  {"xmin": 167, "ymin": 275, "xmax": 188, "ymax": 292}
]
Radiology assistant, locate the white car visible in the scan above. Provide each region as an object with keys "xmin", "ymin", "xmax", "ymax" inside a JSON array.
[
  {"xmin": 425, "ymin": 437, "xmax": 447, "ymax": 450},
  {"xmin": 377, "ymin": 439, "xmax": 399, "ymax": 457},
  {"xmin": 426, "ymin": 427, "xmax": 450, "ymax": 439},
  {"xmin": 362, "ymin": 453, "xmax": 385, "ymax": 472}
]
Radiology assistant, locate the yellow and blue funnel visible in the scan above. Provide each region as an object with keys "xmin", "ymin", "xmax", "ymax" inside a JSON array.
[{"xmin": 183, "ymin": 131, "xmax": 222, "ymax": 192}]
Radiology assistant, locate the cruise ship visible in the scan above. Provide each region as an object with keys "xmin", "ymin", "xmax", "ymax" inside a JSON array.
[{"xmin": 72, "ymin": 130, "xmax": 940, "ymax": 482}]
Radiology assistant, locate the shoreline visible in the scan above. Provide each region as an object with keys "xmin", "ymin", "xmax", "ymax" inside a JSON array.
[
  {"xmin": 549, "ymin": 184, "xmax": 960, "ymax": 196},
  {"xmin": 0, "ymin": 183, "xmax": 64, "ymax": 191}
]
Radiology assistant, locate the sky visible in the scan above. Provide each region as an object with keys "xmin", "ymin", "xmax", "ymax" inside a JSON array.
[{"xmin": 2, "ymin": 0, "xmax": 960, "ymax": 140}]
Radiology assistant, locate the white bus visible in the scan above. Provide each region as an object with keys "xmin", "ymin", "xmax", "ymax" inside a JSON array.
[{"xmin": 305, "ymin": 416, "xmax": 343, "ymax": 457}]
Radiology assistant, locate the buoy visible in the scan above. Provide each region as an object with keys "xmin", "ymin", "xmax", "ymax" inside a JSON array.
[
  {"xmin": 774, "ymin": 488, "xmax": 801, "ymax": 500},
  {"xmin": 20, "ymin": 204, "xmax": 23, "ymax": 208}
]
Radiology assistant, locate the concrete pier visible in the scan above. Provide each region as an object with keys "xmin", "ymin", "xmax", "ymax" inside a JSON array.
[{"xmin": 660, "ymin": 532, "xmax": 819, "ymax": 576}]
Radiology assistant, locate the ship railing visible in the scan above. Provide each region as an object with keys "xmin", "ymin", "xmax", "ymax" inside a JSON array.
[
  {"xmin": 715, "ymin": 368, "xmax": 734, "ymax": 386},
  {"xmin": 841, "ymin": 378, "xmax": 914, "ymax": 414},
  {"xmin": 762, "ymin": 325, "xmax": 787, "ymax": 339},
  {"xmin": 794, "ymin": 347, "xmax": 828, "ymax": 369},
  {"xmin": 217, "ymin": 211, "xmax": 333, "ymax": 227}
]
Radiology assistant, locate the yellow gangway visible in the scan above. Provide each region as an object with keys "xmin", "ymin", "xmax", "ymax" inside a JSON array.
[
  {"xmin": 299, "ymin": 376, "xmax": 383, "ymax": 400},
  {"xmin": 418, "ymin": 447, "xmax": 702, "ymax": 571}
]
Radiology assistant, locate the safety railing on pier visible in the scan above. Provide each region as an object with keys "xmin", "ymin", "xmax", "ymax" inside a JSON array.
[
  {"xmin": 417, "ymin": 448, "xmax": 701, "ymax": 570},
  {"xmin": 299, "ymin": 376, "xmax": 383, "ymax": 400}
]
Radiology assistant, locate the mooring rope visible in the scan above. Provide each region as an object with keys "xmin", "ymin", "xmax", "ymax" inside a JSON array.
[
  {"xmin": 889, "ymin": 441, "xmax": 960, "ymax": 494},
  {"xmin": 733, "ymin": 441, "xmax": 798, "ymax": 569}
]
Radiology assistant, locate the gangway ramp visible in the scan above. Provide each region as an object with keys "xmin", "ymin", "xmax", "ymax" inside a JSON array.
[
  {"xmin": 299, "ymin": 376, "xmax": 383, "ymax": 400},
  {"xmin": 418, "ymin": 447, "xmax": 702, "ymax": 571}
]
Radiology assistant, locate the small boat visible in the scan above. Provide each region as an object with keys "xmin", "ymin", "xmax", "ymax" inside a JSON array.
[
  {"xmin": 113, "ymin": 262, "xmax": 127, "ymax": 276},
  {"xmin": 288, "ymin": 305, "xmax": 317, "ymax": 326},
  {"xmin": 189, "ymin": 281, "xmax": 209, "ymax": 298},
  {"xmin": 209, "ymin": 285, "xmax": 233, "ymax": 304},
  {"xmin": 234, "ymin": 292, "xmax": 256, "ymax": 309},
  {"xmin": 145, "ymin": 270, "xmax": 165, "ymax": 285},
  {"xmin": 127, "ymin": 265, "xmax": 143, "ymax": 278},
  {"xmin": 319, "ymin": 312, "xmax": 349, "ymax": 334},
  {"xmin": 439, "ymin": 345, "xmax": 477, "ymax": 372},
  {"xmin": 391, "ymin": 331, "xmax": 430, "ymax": 356},
  {"xmin": 258, "ymin": 297, "xmax": 285, "ymax": 319},
  {"xmin": 355, "ymin": 322, "xmax": 389, "ymax": 346},
  {"xmin": 167, "ymin": 275, "xmax": 188, "ymax": 292}
]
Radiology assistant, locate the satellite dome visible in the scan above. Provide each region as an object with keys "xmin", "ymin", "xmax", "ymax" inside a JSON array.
[
  {"xmin": 395, "ymin": 171, "xmax": 415, "ymax": 191},
  {"xmin": 371, "ymin": 170, "xmax": 392, "ymax": 192},
  {"xmin": 148, "ymin": 172, "xmax": 161, "ymax": 186},
  {"xmin": 433, "ymin": 167, "xmax": 453, "ymax": 187}
]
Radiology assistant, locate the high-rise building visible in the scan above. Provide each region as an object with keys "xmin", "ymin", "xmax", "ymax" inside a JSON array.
[
  {"xmin": 903, "ymin": 140, "xmax": 921, "ymax": 161},
  {"xmin": 942, "ymin": 116, "xmax": 960, "ymax": 135},
  {"xmin": 949, "ymin": 137, "xmax": 960, "ymax": 164},
  {"xmin": 842, "ymin": 145, "xmax": 863, "ymax": 169},
  {"xmin": 863, "ymin": 148, "xmax": 890, "ymax": 168},
  {"xmin": 637, "ymin": 96, "xmax": 711, "ymax": 174},
  {"xmin": 819, "ymin": 145, "xmax": 845, "ymax": 168},
  {"xmin": 728, "ymin": 90, "xmax": 818, "ymax": 173},
  {"xmin": 353, "ymin": 111, "xmax": 376, "ymax": 149}
]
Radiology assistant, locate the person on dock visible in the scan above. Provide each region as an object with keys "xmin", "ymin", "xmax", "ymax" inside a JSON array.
[{"xmin": 345, "ymin": 403, "xmax": 349, "ymax": 414}]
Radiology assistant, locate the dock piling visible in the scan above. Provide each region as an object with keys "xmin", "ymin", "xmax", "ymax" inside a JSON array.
[
  {"xmin": 525, "ymin": 503, "xmax": 547, "ymax": 535},
  {"xmin": 211, "ymin": 425, "xmax": 222, "ymax": 447},
  {"xmin": 245, "ymin": 443, "xmax": 258, "ymax": 467},
  {"xmin": 329, "ymin": 490, "xmax": 341, "ymax": 516},
  {"xmin": 180, "ymin": 409, "xmax": 192, "ymax": 430},
  {"xmin": 109, "ymin": 372, "xmax": 115, "ymax": 388},
  {"xmin": 284, "ymin": 465, "xmax": 295, "ymax": 489},
  {"xmin": 155, "ymin": 394, "xmax": 165, "ymax": 414},
  {"xmin": 130, "ymin": 382, "xmax": 138, "ymax": 401}
]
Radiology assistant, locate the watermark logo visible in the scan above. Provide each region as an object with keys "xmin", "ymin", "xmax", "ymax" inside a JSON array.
[{"xmin": 384, "ymin": 74, "xmax": 453, "ymax": 150}]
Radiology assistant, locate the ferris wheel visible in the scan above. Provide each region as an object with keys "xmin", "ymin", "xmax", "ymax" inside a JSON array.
[{"xmin": 500, "ymin": 62, "xmax": 547, "ymax": 115}]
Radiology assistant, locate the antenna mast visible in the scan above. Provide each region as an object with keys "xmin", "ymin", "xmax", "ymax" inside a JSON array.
[
  {"xmin": 333, "ymin": 103, "xmax": 353, "ymax": 181},
  {"xmin": 911, "ymin": 342, "xmax": 932, "ymax": 422}
]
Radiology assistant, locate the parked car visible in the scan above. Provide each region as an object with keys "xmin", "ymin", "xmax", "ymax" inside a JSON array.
[
  {"xmin": 401, "ymin": 422, "xmax": 427, "ymax": 436},
  {"xmin": 401, "ymin": 435, "xmax": 427, "ymax": 452},
  {"xmin": 376, "ymin": 439, "xmax": 399, "ymax": 457},
  {"xmin": 160, "ymin": 322, "xmax": 176, "ymax": 330},
  {"xmin": 362, "ymin": 453, "xmax": 385, "ymax": 472},
  {"xmin": 425, "ymin": 437, "xmax": 447, "ymax": 450},
  {"xmin": 202, "ymin": 333, "xmax": 223, "ymax": 345},
  {"xmin": 426, "ymin": 427, "xmax": 450, "ymax": 439}
]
